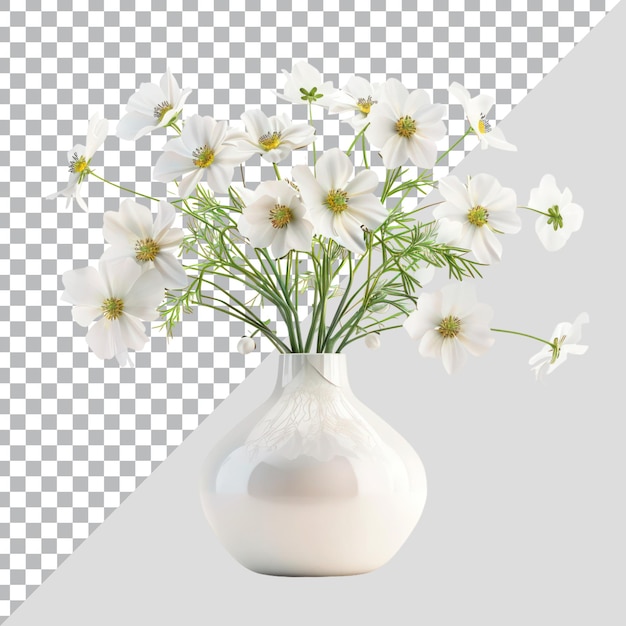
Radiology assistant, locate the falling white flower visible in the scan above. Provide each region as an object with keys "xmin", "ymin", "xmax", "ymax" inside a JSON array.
[
  {"xmin": 238, "ymin": 180, "xmax": 314, "ymax": 259},
  {"xmin": 449, "ymin": 82, "xmax": 517, "ymax": 151},
  {"xmin": 328, "ymin": 76, "xmax": 381, "ymax": 130},
  {"xmin": 528, "ymin": 174, "xmax": 584, "ymax": 252},
  {"xmin": 366, "ymin": 78, "xmax": 446, "ymax": 169},
  {"xmin": 46, "ymin": 112, "xmax": 109, "ymax": 211},
  {"xmin": 116, "ymin": 68, "xmax": 192, "ymax": 141},
  {"xmin": 237, "ymin": 337, "xmax": 256, "ymax": 355},
  {"xmin": 101, "ymin": 199, "xmax": 187, "ymax": 288},
  {"xmin": 529, "ymin": 313, "xmax": 589, "ymax": 380},
  {"xmin": 276, "ymin": 60, "xmax": 338, "ymax": 107},
  {"xmin": 404, "ymin": 282, "xmax": 494, "ymax": 375},
  {"xmin": 61, "ymin": 257, "xmax": 165, "ymax": 365},
  {"xmin": 235, "ymin": 110, "xmax": 315, "ymax": 163},
  {"xmin": 292, "ymin": 148, "xmax": 387, "ymax": 254},
  {"xmin": 434, "ymin": 174, "xmax": 520, "ymax": 265},
  {"xmin": 153, "ymin": 114, "xmax": 253, "ymax": 198}
]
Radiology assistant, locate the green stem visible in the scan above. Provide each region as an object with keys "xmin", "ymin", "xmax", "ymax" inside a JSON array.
[
  {"xmin": 345, "ymin": 123, "xmax": 370, "ymax": 157},
  {"xmin": 361, "ymin": 133, "xmax": 369, "ymax": 169},
  {"xmin": 434, "ymin": 127, "xmax": 473, "ymax": 165},
  {"xmin": 273, "ymin": 162, "xmax": 282, "ymax": 180},
  {"xmin": 518, "ymin": 206, "xmax": 550, "ymax": 217},
  {"xmin": 491, "ymin": 328, "xmax": 554, "ymax": 347},
  {"xmin": 309, "ymin": 101, "xmax": 317, "ymax": 174},
  {"xmin": 89, "ymin": 171, "xmax": 158, "ymax": 202}
]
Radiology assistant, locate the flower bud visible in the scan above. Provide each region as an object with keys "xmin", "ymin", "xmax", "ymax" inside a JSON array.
[
  {"xmin": 364, "ymin": 334, "xmax": 381, "ymax": 350},
  {"xmin": 237, "ymin": 336, "xmax": 256, "ymax": 355}
]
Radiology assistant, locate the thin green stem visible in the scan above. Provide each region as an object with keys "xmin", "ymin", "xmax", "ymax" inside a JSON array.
[
  {"xmin": 491, "ymin": 328, "xmax": 554, "ymax": 347},
  {"xmin": 345, "ymin": 123, "xmax": 370, "ymax": 156},
  {"xmin": 309, "ymin": 101, "xmax": 317, "ymax": 174},
  {"xmin": 89, "ymin": 171, "xmax": 158, "ymax": 202},
  {"xmin": 361, "ymin": 133, "xmax": 369, "ymax": 169},
  {"xmin": 273, "ymin": 162, "xmax": 282, "ymax": 180},
  {"xmin": 518, "ymin": 206, "xmax": 550, "ymax": 217},
  {"xmin": 434, "ymin": 127, "xmax": 473, "ymax": 165}
]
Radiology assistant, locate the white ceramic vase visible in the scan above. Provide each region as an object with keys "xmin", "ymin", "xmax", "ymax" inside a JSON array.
[{"xmin": 200, "ymin": 353, "xmax": 427, "ymax": 576}]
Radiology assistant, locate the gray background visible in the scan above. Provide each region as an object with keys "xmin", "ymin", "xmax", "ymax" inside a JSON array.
[{"xmin": 2, "ymin": 1, "xmax": 625, "ymax": 624}]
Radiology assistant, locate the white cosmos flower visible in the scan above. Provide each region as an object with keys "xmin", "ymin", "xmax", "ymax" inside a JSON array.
[
  {"xmin": 449, "ymin": 82, "xmax": 517, "ymax": 151},
  {"xmin": 235, "ymin": 110, "xmax": 315, "ymax": 163},
  {"xmin": 404, "ymin": 283, "xmax": 495, "ymax": 375},
  {"xmin": 528, "ymin": 174, "xmax": 584, "ymax": 252},
  {"xmin": 434, "ymin": 174, "xmax": 520, "ymax": 265},
  {"xmin": 529, "ymin": 313, "xmax": 589, "ymax": 380},
  {"xmin": 101, "ymin": 199, "xmax": 187, "ymax": 288},
  {"xmin": 366, "ymin": 79, "xmax": 446, "ymax": 169},
  {"xmin": 277, "ymin": 60, "xmax": 338, "ymax": 107},
  {"xmin": 238, "ymin": 180, "xmax": 313, "ymax": 259},
  {"xmin": 292, "ymin": 148, "xmax": 387, "ymax": 254},
  {"xmin": 117, "ymin": 68, "xmax": 191, "ymax": 141},
  {"xmin": 153, "ymin": 115, "xmax": 253, "ymax": 198},
  {"xmin": 46, "ymin": 112, "xmax": 108, "ymax": 212},
  {"xmin": 328, "ymin": 76, "xmax": 381, "ymax": 130},
  {"xmin": 61, "ymin": 257, "xmax": 165, "ymax": 366}
]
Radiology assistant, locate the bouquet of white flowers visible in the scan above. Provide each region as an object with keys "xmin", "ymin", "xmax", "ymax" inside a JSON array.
[{"xmin": 50, "ymin": 62, "xmax": 588, "ymax": 378}]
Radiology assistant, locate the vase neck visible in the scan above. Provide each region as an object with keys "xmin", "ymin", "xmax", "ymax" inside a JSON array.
[{"xmin": 275, "ymin": 353, "xmax": 350, "ymax": 390}]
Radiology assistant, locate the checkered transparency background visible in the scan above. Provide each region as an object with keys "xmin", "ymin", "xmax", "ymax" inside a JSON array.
[{"xmin": 0, "ymin": 0, "xmax": 618, "ymax": 621}]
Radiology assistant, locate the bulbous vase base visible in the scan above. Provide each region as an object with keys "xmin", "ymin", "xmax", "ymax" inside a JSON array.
[{"xmin": 200, "ymin": 354, "xmax": 427, "ymax": 576}]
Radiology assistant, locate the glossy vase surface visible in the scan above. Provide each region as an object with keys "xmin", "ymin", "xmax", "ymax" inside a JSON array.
[{"xmin": 200, "ymin": 353, "xmax": 427, "ymax": 576}]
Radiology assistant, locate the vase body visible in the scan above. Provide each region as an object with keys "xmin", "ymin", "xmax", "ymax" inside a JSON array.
[{"xmin": 200, "ymin": 353, "xmax": 427, "ymax": 576}]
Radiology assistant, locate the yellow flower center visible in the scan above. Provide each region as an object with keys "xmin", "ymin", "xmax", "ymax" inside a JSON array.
[
  {"xmin": 135, "ymin": 238, "xmax": 161, "ymax": 262},
  {"xmin": 269, "ymin": 204, "xmax": 293, "ymax": 229},
  {"xmin": 467, "ymin": 205, "xmax": 489, "ymax": 227},
  {"xmin": 69, "ymin": 152, "xmax": 88, "ymax": 174},
  {"xmin": 477, "ymin": 114, "xmax": 492, "ymax": 134},
  {"xmin": 101, "ymin": 297, "xmax": 124, "ymax": 321},
  {"xmin": 192, "ymin": 145, "xmax": 215, "ymax": 168},
  {"xmin": 259, "ymin": 131, "xmax": 282, "ymax": 151},
  {"xmin": 325, "ymin": 189, "xmax": 349, "ymax": 213},
  {"xmin": 153, "ymin": 100, "xmax": 173, "ymax": 122},
  {"xmin": 437, "ymin": 315, "xmax": 461, "ymax": 339},
  {"xmin": 357, "ymin": 96, "xmax": 375, "ymax": 115},
  {"xmin": 395, "ymin": 116, "xmax": 417, "ymax": 138}
]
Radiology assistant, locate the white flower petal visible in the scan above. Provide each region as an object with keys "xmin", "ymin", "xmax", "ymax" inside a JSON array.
[
  {"xmin": 332, "ymin": 213, "xmax": 366, "ymax": 254},
  {"xmin": 472, "ymin": 227, "xmax": 503, "ymax": 264},
  {"xmin": 153, "ymin": 253, "xmax": 188, "ymax": 289},
  {"xmin": 405, "ymin": 135, "xmax": 438, "ymax": 169},
  {"xmin": 484, "ymin": 127, "xmax": 517, "ymax": 151},
  {"xmin": 86, "ymin": 318, "xmax": 116, "ymax": 360},
  {"xmin": 316, "ymin": 148, "xmax": 353, "ymax": 190},
  {"xmin": 438, "ymin": 176, "xmax": 473, "ymax": 213},
  {"xmin": 344, "ymin": 170, "xmax": 379, "ymax": 197},
  {"xmin": 440, "ymin": 338, "xmax": 467, "ymax": 375},
  {"xmin": 204, "ymin": 163, "xmax": 233, "ymax": 194},
  {"xmin": 72, "ymin": 306, "xmax": 102, "ymax": 327},
  {"xmin": 418, "ymin": 328, "xmax": 444, "ymax": 360},
  {"xmin": 116, "ymin": 111, "xmax": 155, "ymax": 141},
  {"xmin": 99, "ymin": 257, "xmax": 142, "ymax": 299},
  {"xmin": 441, "ymin": 282, "xmax": 477, "ymax": 318},
  {"xmin": 62, "ymin": 265, "xmax": 106, "ymax": 307},
  {"xmin": 177, "ymin": 168, "xmax": 205, "ymax": 198},
  {"xmin": 448, "ymin": 82, "xmax": 471, "ymax": 109},
  {"xmin": 123, "ymin": 268, "xmax": 164, "ymax": 320},
  {"xmin": 153, "ymin": 201, "xmax": 177, "ymax": 241},
  {"xmin": 380, "ymin": 134, "xmax": 410, "ymax": 169},
  {"xmin": 118, "ymin": 314, "xmax": 150, "ymax": 352},
  {"xmin": 344, "ymin": 193, "xmax": 387, "ymax": 231},
  {"xmin": 153, "ymin": 151, "xmax": 195, "ymax": 183},
  {"xmin": 85, "ymin": 113, "xmax": 108, "ymax": 158}
]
